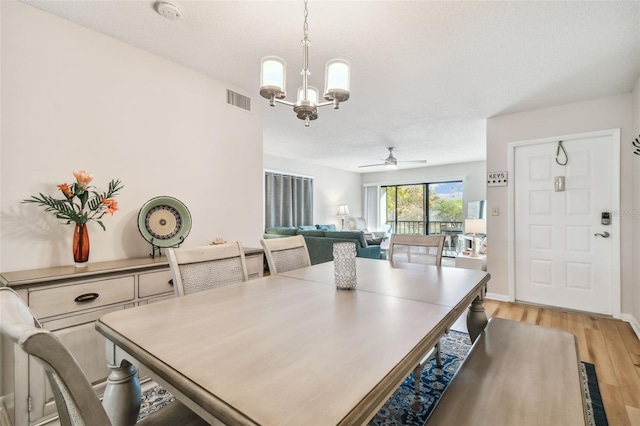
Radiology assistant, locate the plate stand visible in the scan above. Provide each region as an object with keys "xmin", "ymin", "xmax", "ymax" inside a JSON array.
[{"xmin": 148, "ymin": 236, "xmax": 185, "ymax": 259}]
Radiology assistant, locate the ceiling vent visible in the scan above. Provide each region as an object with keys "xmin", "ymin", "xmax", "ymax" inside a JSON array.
[{"xmin": 226, "ymin": 90, "xmax": 251, "ymax": 112}]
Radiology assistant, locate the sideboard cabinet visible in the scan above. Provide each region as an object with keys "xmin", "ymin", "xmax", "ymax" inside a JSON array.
[{"xmin": 0, "ymin": 249, "xmax": 263, "ymax": 426}]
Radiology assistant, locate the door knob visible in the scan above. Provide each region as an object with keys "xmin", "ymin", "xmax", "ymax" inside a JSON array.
[{"xmin": 594, "ymin": 231, "xmax": 610, "ymax": 238}]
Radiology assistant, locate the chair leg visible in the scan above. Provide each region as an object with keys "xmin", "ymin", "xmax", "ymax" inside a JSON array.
[{"xmin": 413, "ymin": 364, "xmax": 423, "ymax": 396}]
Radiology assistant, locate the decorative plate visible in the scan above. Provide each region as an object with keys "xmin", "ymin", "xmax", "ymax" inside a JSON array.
[{"xmin": 137, "ymin": 196, "xmax": 192, "ymax": 248}]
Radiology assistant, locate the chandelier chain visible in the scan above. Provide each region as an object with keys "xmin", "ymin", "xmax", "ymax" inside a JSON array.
[{"xmin": 303, "ymin": 0, "xmax": 309, "ymax": 40}]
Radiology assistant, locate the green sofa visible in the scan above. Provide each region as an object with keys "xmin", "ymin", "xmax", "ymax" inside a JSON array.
[{"xmin": 263, "ymin": 226, "xmax": 382, "ymax": 265}]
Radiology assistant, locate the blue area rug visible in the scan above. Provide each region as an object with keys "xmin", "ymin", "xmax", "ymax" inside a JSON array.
[
  {"xmin": 369, "ymin": 330, "xmax": 608, "ymax": 426},
  {"xmin": 139, "ymin": 330, "xmax": 607, "ymax": 425}
]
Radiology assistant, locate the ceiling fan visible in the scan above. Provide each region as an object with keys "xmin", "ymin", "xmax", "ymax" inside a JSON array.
[{"xmin": 358, "ymin": 147, "xmax": 427, "ymax": 170}]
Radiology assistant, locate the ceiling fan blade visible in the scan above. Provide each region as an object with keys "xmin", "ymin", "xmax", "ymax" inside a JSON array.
[
  {"xmin": 397, "ymin": 160, "xmax": 427, "ymax": 164},
  {"xmin": 358, "ymin": 163, "xmax": 386, "ymax": 168}
]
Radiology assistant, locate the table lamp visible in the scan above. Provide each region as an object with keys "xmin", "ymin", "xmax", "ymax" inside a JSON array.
[
  {"xmin": 337, "ymin": 204, "xmax": 350, "ymax": 231},
  {"xmin": 465, "ymin": 219, "xmax": 486, "ymax": 257}
]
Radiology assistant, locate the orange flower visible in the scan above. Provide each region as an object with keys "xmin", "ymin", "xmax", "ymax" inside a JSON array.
[
  {"xmin": 102, "ymin": 198, "xmax": 119, "ymax": 215},
  {"xmin": 73, "ymin": 170, "xmax": 93, "ymax": 187},
  {"xmin": 58, "ymin": 183, "xmax": 73, "ymax": 197}
]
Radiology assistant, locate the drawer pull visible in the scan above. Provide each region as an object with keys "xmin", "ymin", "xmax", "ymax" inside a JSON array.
[
  {"xmin": 168, "ymin": 279, "xmax": 174, "ymax": 286},
  {"xmin": 74, "ymin": 293, "xmax": 100, "ymax": 303}
]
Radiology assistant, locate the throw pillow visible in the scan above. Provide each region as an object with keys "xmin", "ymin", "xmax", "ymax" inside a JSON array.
[{"xmin": 265, "ymin": 227, "xmax": 297, "ymax": 236}]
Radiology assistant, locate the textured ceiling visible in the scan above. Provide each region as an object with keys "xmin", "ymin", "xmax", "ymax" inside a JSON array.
[{"xmin": 20, "ymin": 0, "xmax": 640, "ymax": 172}]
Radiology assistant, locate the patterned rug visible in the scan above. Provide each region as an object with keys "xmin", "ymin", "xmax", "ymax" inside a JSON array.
[{"xmin": 139, "ymin": 330, "xmax": 607, "ymax": 425}]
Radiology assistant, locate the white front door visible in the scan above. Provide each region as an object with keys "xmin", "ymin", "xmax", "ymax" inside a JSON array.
[{"xmin": 513, "ymin": 131, "xmax": 619, "ymax": 315}]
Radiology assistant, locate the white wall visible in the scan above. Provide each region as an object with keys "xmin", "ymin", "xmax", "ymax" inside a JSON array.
[
  {"xmin": 263, "ymin": 154, "xmax": 362, "ymax": 229},
  {"xmin": 486, "ymin": 94, "xmax": 635, "ymax": 317},
  {"xmin": 0, "ymin": 1, "xmax": 264, "ymax": 272},
  {"xmin": 361, "ymin": 161, "xmax": 487, "ymax": 219}
]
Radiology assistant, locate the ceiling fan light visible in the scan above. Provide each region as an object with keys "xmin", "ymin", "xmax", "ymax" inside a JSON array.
[
  {"xmin": 385, "ymin": 163, "xmax": 398, "ymax": 170},
  {"xmin": 324, "ymin": 59, "xmax": 350, "ymax": 102},
  {"xmin": 260, "ymin": 56, "xmax": 286, "ymax": 100}
]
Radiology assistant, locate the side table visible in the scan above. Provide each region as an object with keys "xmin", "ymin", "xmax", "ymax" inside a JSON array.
[{"xmin": 454, "ymin": 253, "xmax": 487, "ymax": 271}]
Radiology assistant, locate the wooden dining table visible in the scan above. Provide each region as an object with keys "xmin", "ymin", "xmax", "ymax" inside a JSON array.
[{"xmin": 96, "ymin": 258, "xmax": 490, "ymax": 426}]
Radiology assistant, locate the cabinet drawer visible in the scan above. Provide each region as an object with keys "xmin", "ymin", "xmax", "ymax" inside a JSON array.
[
  {"xmin": 139, "ymin": 270, "xmax": 174, "ymax": 298},
  {"xmin": 29, "ymin": 276, "xmax": 135, "ymax": 318}
]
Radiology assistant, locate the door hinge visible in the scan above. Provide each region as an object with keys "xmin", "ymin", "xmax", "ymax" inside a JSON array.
[{"xmin": 27, "ymin": 396, "xmax": 32, "ymax": 412}]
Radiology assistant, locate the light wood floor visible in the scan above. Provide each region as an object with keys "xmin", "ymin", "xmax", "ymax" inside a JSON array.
[{"xmin": 452, "ymin": 300, "xmax": 640, "ymax": 426}]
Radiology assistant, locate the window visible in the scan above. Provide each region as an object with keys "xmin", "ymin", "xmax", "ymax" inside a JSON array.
[
  {"xmin": 382, "ymin": 181, "xmax": 463, "ymax": 235},
  {"xmin": 264, "ymin": 171, "xmax": 313, "ymax": 227}
]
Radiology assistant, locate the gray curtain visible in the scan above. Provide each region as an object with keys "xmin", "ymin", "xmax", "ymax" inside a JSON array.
[{"xmin": 265, "ymin": 172, "xmax": 313, "ymax": 227}]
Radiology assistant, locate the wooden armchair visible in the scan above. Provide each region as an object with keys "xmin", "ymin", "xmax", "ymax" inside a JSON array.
[
  {"xmin": 166, "ymin": 242, "xmax": 249, "ymax": 296},
  {"xmin": 388, "ymin": 234, "xmax": 447, "ymax": 394},
  {"xmin": 0, "ymin": 287, "xmax": 207, "ymax": 426},
  {"xmin": 388, "ymin": 234, "xmax": 445, "ymax": 266},
  {"xmin": 260, "ymin": 235, "xmax": 311, "ymax": 274}
]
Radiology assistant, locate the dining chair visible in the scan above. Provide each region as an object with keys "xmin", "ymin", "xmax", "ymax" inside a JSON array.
[
  {"xmin": 0, "ymin": 286, "xmax": 207, "ymax": 426},
  {"xmin": 166, "ymin": 242, "xmax": 249, "ymax": 296},
  {"xmin": 260, "ymin": 235, "xmax": 311, "ymax": 274},
  {"xmin": 388, "ymin": 234, "xmax": 447, "ymax": 391},
  {"xmin": 388, "ymin": 234, "xmax": 445, "ymax": 266}
]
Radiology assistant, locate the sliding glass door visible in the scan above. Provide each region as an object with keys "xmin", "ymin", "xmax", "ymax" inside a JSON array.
[{"xmin": 383, "ymin": 181, "xmax": 463, "ymax": 235}]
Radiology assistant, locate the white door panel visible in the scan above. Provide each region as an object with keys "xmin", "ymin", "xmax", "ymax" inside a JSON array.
[{"xmin": 514, "ymin": 135, "xmax": 615, "ymax": 314}]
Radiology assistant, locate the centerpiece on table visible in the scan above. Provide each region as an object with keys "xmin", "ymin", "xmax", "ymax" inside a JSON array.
[{"xmin": 23, "ymin": 170, "xmax": 123, "ymax": 267}]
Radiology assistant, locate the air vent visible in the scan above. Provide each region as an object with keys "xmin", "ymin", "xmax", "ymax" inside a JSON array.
[{"xmin": 226, "ymin": 90, "xmax": 251, "ymax": 111}]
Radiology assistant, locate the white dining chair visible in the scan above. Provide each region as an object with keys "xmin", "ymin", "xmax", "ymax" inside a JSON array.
[
  {"xmin": 388, "ymin": 234, "xmax": 445, "ymax": 266},
  {"xmin": 166, "ymin": 242, "xmax": 249, "ymax": 296},
  {"xmin": 260, "ymin": 235, "xmax": 311, "ymax": 274},
  {"xmin": 388, "ymin": 234, "xmax": 447, "ymax": 394},
  {"xmin": 0, "ymin": 286, "xmax": 208, "ymax": 426}
]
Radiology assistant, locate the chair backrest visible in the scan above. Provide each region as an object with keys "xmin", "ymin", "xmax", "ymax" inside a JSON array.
[
  {"xmin": 166, "ymin": 242, "xmax": 249, "ymax": 296},
  {"xmin": 260, "ymin": 235, "xmax": 311, "ymax": 274},
  {"xmin": 0, "ymin": 287, "xmax": 112, "ymax": 426},
  {"xmin": 388, "ymin": 234, "xmax": 445, "ymax": 266}
]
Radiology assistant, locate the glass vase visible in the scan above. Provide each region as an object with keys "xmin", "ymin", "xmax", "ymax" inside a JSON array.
[
  {"xmin": 333, "ymin": 242, "xmax": 357, "ymax": 289},
  {"xmin": 72, "ymin": 223, "xmax": 90, "ymax": 267}
]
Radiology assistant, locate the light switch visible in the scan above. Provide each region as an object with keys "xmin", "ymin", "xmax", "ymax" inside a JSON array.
[{"xmin": 492, "ymin": 206, "xmax": 499, "ymax": 216}]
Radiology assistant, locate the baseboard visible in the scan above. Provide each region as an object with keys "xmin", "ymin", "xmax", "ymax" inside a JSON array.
[
  {"xmin": 485, "ymin": 292, "xmax": 510, "ymax": 302},
  {"xmin": 620, "ymin": 313, "xmax": 640, "ymax": 340}
]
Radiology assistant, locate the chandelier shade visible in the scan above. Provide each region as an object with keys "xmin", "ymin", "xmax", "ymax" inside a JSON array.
[
  {"xmin": 324, "ymin": 59, "xmax": 350, "ymax": 102},
  {"xmin": 260, "ymin": 56, "xmax": 286, "ymax": 101},
  {"xmin": 298, "ymin": 86, "xmax": 319, "ymax": 104},
  {"xmin": 259, "ymin": 0, "xmax": 350, "ymax": 126}
]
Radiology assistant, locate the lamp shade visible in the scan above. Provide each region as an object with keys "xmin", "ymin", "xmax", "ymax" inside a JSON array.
[
  {"xmin": 260, "ymin": 56, "xmax": 286, "ymax": 95},
  {"xmin": 465, "ymin": 219, "xmax": 486, "ymax": 234},
  {"xmin": 297, "ymin": 86, "xmax": 319, "ymax": 104},
  {"xmin": 337, "ymin": 204, "xmax": 350, "ymax": 216},
  {"xmin": 325, "ymin": 59, "xmax": 350, "ymax": 93}
]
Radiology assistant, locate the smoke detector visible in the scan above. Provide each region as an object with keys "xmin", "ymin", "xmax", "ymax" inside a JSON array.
[{"xmin": 155, "ymin": 1, "xmax": 181, "ymax": 20}]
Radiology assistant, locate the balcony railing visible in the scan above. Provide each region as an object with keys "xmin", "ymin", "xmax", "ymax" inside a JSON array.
[{"xmin": 387, "ymin": 220, "xmax": 463, "ymax": 235}]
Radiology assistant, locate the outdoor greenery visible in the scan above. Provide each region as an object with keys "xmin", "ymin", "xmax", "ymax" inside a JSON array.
[{"xmin": 384, "ymin": 182, "xmax": 463, "ymax": 234}]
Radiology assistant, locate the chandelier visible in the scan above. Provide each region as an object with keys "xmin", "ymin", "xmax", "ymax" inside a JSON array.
[{"xmin": 259, "ymin": 0, "xmax": 350, "ymax": 127}]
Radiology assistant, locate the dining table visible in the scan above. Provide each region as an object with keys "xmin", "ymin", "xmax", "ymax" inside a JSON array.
[{"xmin": 95, "ymin": 258, "xmax": 491, "ymax": 426}]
